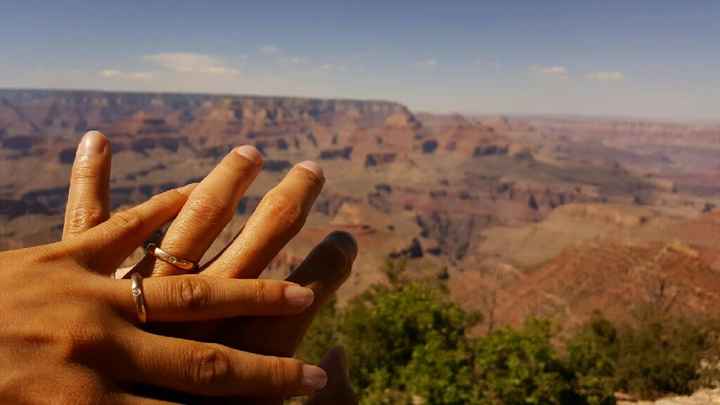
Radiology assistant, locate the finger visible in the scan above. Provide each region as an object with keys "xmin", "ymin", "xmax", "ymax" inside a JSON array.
[
  {"xmin": 220, "ymin": 283, "xmax": 356, "ymax": 405},
  {"xmin": 106, "ymin": 276, "xmax": 314, "ymax": 322},
  {"xmin": 153, "ymin": 146, "xmax": 263, "ymax": 276},
  {"xmin": 218, "ymin": 231, "xmax": 357, "ymax": 356},
  {"xmin": 306, "ymin": 346, "xmax": 357, "ymax": 405},
  {"xmin": 69, "ymin": 184, "xmax": 195, "ymax": 273},
  {"xmin": 62, "ymin": 131, "xmax": 111, "ymax": 239},
  {"xmin": 205, "ymin": 161, "xmax": 325, "ymax": 278},
  {"xmin": 116, "ymin": 332, "xmax": 328, "ymax": 397},
  {"xmin": 244, "ymin": 347, "xmax": 357, "ymax": 405}
]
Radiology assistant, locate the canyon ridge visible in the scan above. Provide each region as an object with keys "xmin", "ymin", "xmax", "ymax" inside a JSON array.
[{"xmin": 2, "ymin": 89, "xmax": 720, "ymax": 334}]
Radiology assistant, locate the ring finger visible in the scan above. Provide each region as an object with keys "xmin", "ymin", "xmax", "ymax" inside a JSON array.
[
  {"xmin": 152, "ymin": 145, "xmax": 263, "ymax": 276},
  {"xmin": 204, "ymin": 161, "xmax": 324, "ymax": 278}
]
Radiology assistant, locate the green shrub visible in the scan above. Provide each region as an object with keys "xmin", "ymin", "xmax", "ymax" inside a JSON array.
[
  {"xmin": 615, "ymin": 315, "xmax": 713, "ymax": 397},
  {"xmin": 298, "ymin": 276, "xmax": 718, "ymax": 403},
  {"xmin": 399, "ymin": 339, "xmax": 477, "ymax": 404},
  {"xmin": 566, "ymin": 310, "xmax": 719, "ymax": 400},
  {"xmin": 340, "ymin": 282, "xmax": 479, "ymax": 401},
  {"xmin": 474, "ymin": 319, "xmax": 586, "ymax": 405},
  {"xmin": 565, "ymin": 314, "xmax": 619, "ymax": 404}
]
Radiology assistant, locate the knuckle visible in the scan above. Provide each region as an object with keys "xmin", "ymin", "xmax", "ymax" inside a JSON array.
[
  {"xmin": 253, "ymin": 279, "xmax": 267, "ymax": 306},
  {"xmin": 268, "ymin": 356, "xmax": 302, "ymax": 393},
  {"xmin": 111, "ymin": 209, "xmax": 144, "ymax": 234},
  {"xmin": 175, "ymin": 277, "xmax": 211, "ymax": 310},
  {"xmin": 67, "ymin": 206, "xmax": 107, "ymax": 232},
  {"xmin": 71, "ymin": 160, "xmax": 100, "ymax": 184},
  {"xmin": 188, "ymin": 345, "xmax": 230, "ymax": 386},
  {"xmin": 184, "ymin": 196, "xmax": 232, "ymax": 228},
  {"xmin": 261, "ymin": 191, "xmax": 304, "ymax": 233},
  {"xmin": 32, "ymin": 244, "xmax": 72, "ymax": 264}
]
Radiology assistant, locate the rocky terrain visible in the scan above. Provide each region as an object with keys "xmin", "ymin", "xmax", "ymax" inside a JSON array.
[
  {"xmin": 619, "ymin": 389, "xmax": 720, "ymax": 404},
  {"xmin": 1, "ymin": 89, "xmax": 720, "ymax": 335}
]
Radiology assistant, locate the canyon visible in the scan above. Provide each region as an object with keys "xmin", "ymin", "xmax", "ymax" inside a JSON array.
[{"xmin": 1, "ymin": 89, "xmax": 720, "ymax": 333}]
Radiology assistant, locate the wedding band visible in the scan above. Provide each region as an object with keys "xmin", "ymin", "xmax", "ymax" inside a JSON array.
[
  {"xmin": 130, "ymin": 272, "xmax": 148, "ymax": 323},
  {"xmin": 146, "ymin": 243, "xmax": 197, "ymax": 271}
]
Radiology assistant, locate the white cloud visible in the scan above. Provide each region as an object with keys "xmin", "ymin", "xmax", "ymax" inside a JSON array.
[
  {"xmin": 144, "ymin": 53, "xmax": 239, "ymax": 75},
  {"xmin": 319, "ymin": 63, "xmax": 348, "ymax": 72},
  {"xmin": 586, "ymin": 71, "xmax": 625, "ymax": 81},
  {"xmin": 288, "ymin": 56, "xmax": 310, "ymax": 65},
  {"xmin": 276, "ymin": 56, "xmax": 311, "ymax": 66},
  {"xmin": 259, "ymin": 45, "xmax": 282, "ymax": 56},
  {"xmin": 530, "ymin": 65, "xmax": 568, "ymax": 76},
  {"xmin": 419, "ymin": 58, "xmax": 438, "ymax": 67},
  {"xmin": 99, "ymin": 69, "xmax": 152, "ymax": 80},
  {"xmin": 99, "ymin": 69, "xmax": 121, "ymax": 78},
  {"xmin": 258, "ymin": 46, "xmax": 325, "ymax": 71}
]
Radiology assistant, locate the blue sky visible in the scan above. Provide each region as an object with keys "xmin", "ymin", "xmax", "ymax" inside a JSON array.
[{"xmin": 0, "ymin": 0, "xmax": 718, "ymax": 119}]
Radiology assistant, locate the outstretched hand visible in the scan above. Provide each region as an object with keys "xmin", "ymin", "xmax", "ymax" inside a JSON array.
[
  {"xmin": 61, "ymin": 130, "xmax": 358, "ymax": 404},
  {"xmin": 0, "ymin": 185, "xmax": 327, "ymax": 404}
]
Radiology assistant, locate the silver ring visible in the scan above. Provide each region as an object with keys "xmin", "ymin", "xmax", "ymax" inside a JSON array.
[
  {"xmin": 146, "ymin": 243, "xmax": 197, "ymax": 271},
  {"xmin": 131, "ymin": 272, "xmax": 148, "ymax": 323}
]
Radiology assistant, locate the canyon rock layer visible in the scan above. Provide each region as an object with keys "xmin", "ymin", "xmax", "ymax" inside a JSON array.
[{"xmin": 2, "ymin": 89, "xmax": 720, "ymax": 333}]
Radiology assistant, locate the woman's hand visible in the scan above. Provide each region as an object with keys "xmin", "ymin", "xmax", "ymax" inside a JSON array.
[
  {"xmin": 60, "ymin": 130, "xmax": 356, "ymax": 403},
  {"xmin": 0, "ymin": 172, "xmax": 328, "ymax": 404}
]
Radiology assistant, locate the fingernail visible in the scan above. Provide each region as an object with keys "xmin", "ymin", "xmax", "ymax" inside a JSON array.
[
  {"xmin": 297, "ymin": 160, "xmax": 324, "ymax": 180},
  {"xmin": 78, "ymin": 131, "xmax": 107, "ymax": 156},
  {"xmin": 323, "ymin": 231, "xmax": 359, "ymax": 262},
  {"xmin": 301, "ymin": 365, "xmax": 328, "ymax": 391},
  {"xmin": 284, "ymin": 285, "xmax": 315, "ymax": 308},
  {"xmin": 234, "ymin": 145, "xmax": 262, "ymax": 164}
]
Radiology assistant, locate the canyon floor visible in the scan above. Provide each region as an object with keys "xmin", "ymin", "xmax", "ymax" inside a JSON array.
[{"xmin": 2, "ymin": 89, "xmax": 720, "ymax": 335}]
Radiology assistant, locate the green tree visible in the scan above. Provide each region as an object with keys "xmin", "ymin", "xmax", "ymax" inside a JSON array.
[
  {"xmin": 614, "ymin": 314, "xmax": 712, "ymax": 398},
  {"xmin": 340, "ymin": 282, "xmax": 479, "ymax": 401},
  {"xmin": 298, "ymin": 268, "xmax": 719, "ymax": 403},
  {"xmin": 565, "ymin": 313, "xmax": 618, "ymax": 405},
  {"xmin": 473, "ymin": 319, "xmax": 584, "ymax": 405},
  {"xmin": 566, "ymin": 310, "xmax": 718, "ymax": 401}
]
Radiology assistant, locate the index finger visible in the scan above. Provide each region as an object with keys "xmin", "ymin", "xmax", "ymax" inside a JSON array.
[{"xmin": 69, "ymin": 184, "xmax": 195, "ymax": 273}]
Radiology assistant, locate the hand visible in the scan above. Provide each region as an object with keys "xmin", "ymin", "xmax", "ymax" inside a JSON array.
[
  {"xmin": 61, "ymin": 131, "xmax": 357, "ymax": 403},
  {"xmin": 0, "ymin": 186, "xmax": 329, "ymax": 404},
  {"xmin": 305, "ymin": 347, "xmax": 357, "ymax": 405}
]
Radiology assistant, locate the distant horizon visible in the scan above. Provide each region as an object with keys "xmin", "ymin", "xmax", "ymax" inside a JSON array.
[{"xmin": 1, "ymin": 86, "xmax": 716, "ymax": 125}]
